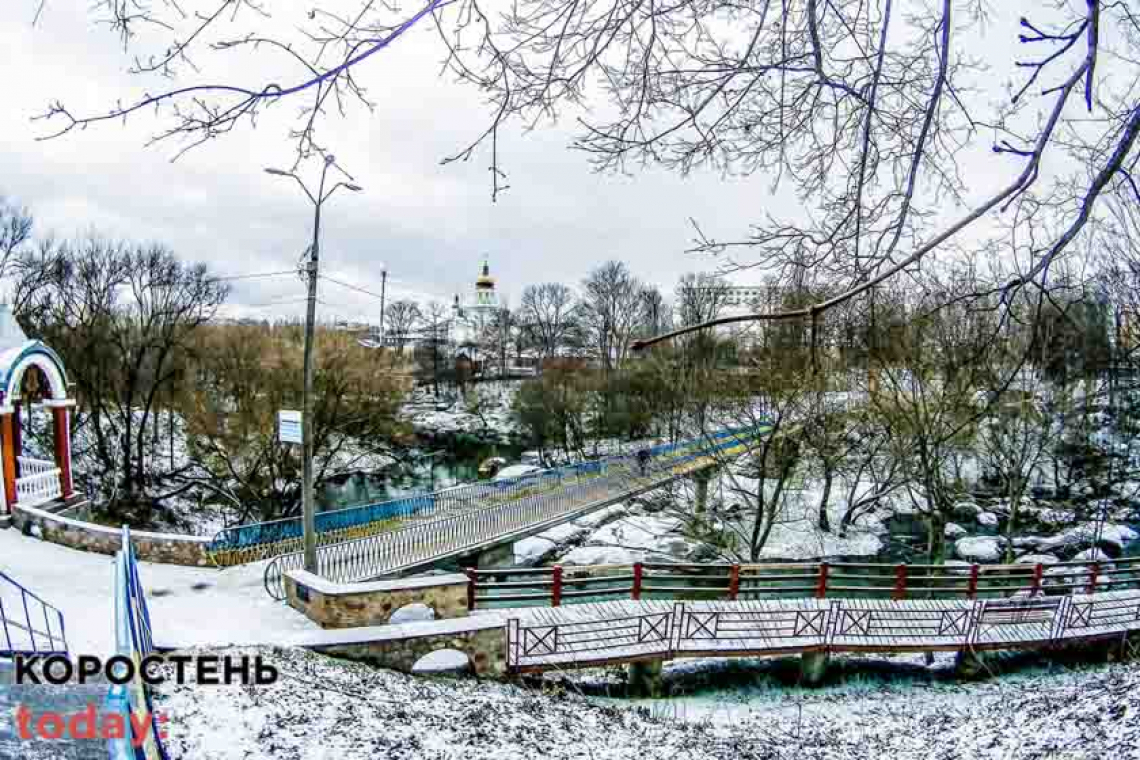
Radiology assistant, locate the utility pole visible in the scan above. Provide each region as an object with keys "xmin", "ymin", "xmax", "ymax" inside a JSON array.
[
  {"xmin": 379, "ymin": 265, "xmax": 388, "ymax": 348},
  {"xmin": 265, "ymin": 155, "xmax": 361, "ymax": 573}
]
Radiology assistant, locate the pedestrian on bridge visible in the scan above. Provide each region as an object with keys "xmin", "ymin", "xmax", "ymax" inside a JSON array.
[{"xmin": 636, "ymin": 448, "xmax": 652, "ymax": 475}]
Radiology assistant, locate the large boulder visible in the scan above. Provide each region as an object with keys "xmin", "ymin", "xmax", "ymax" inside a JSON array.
[
  {"xmin": 560, "ymin": 545, "xmax": 643, "ymax": 565},
  {"xmin": 1014, "ymin": 553, "xmax": 1060, "ymax": 566},
  {"xmin": 976, "ymin": 512, "xmax": 1000, "ymax": 529},
  {"xmin": 573, "ymin": 504, "xmax": 628, "ymax": 529},
  {"xmin": 945, "ymin": 523, "xmax": 969, "ymax": 540},
  {"xmin": 1038, "ymin": 523, "xmax": 1138, "ymax": 558},
  {"xmin": 952, "ymin": 501, "xmax": 982, "ymax": 520},
  {"xmin": 954, "ymin": 536, "xmax": 1006, "ymax": 563},
  {"xmin": 1072, "ymin": 547, "xmax": 1112, "ymax": 564},
  {"xmin": 513, "ymin": 536, "xmax": 558, "ymax": 566},
  {"xmin": 943, "ymin": 559, "xmax": 975, "ymax": 576}
]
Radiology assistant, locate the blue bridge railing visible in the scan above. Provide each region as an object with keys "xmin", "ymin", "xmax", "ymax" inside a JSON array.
[
  {"xmin": 0, "ymin": 570, "xmax": 67, "ymax": 658},
  {"xmin": 210, "ymin": 424, "xmax": 769, "ymax": 565},
  {"xmin": 106, "ymin": 526, "xmax": 168, "ymax": 759}
]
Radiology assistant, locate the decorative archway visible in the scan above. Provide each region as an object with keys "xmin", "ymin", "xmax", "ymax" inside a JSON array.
[{"xmin": 0, "ymin": 317, "xmax": 76, "ymax": 513}]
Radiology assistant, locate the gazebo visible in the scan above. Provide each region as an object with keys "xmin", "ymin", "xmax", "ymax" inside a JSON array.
[{"xmin": 0, "ymin": 307, "xmax": 76, "ymax": 513}]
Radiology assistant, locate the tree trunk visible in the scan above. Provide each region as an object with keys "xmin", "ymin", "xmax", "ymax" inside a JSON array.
[
  {"xmin": 818, "ymin": 468, "xmax": 833, "ymax": 533},
  {"xmin": 927, "ymin": 508, "xmax": 947, "ymax": 565}
]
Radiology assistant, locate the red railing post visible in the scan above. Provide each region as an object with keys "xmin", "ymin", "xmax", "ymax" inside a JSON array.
[
  {"xmin": 967, "ymin": 564, "xmax": 980, "ymax": 599},
  {"xmin": 816, "ymin": 562, "xmax": 829, "ymax": 599},
  {"xmin": 893, "ymin": 564, "xmax": 907, "ymax": 600},
  {"xmin": 552, "ymin": 565, "xmax": 563, "ymax": 607},
  {"xmin": 728, "ymin": 564, "xmax": 740, "ymax": 600},
  {"xmin": 1086, "ymin": 562, "xmax": 1100, "ymax": 595},
  {"xmin": 632, "ymin": 562, "xmax": 643, "ymax": 601},
  {"xmin": 465, "ymin": 568, "xmax": 477, "ymax": 611},
  {"xmin": 1030, "ymin": 563, "xmax": 1044, "ymax": 597}
]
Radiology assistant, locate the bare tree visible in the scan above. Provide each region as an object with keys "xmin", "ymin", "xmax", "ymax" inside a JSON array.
[
  {"xmin": 415, "ymin": 301, "xmax": 452, "ymax": 397},
  {"xmin": 638, "ymin": 285, "xmax": 669, "ymax": 339},
  {"xmin": 39, "ymin": 3, "xmax": 1139, "ymax": 347},
  {"xmin": 0, "ymin": 197, "xmax": 32, "ymax": 280},
  {"xmin": 479, "ymin": 305, "xmax": 515, "ymax": 378},
  {"xmin": 384, "ymin": 299, "xmax": 421, "ymax": 353},
  {"xmin": 519, "ymin": 283, "xmax": 577, "ymax": 363},
  {"xmin": 12, "ymin": 236, "xmax": 227, "ymax": 522},
  {"xmin": 179, "ymin": 323, "xmax": 406, "ymax": 524},
  {"xmin": 708, "ymin": 364, "xmax": 808, "ymax": 562},
  {"xmin": 579, "ymin": 260, "xmax": 643, "ymax": 372},
  {"xmin": 675, "ymin": 273, "xmax": 729, "ymax": 330}
]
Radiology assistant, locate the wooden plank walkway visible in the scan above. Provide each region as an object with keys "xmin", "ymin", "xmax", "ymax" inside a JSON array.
[{"xmin": 506, "ymin": 591, "xmax": 1140, "ymax": 672}]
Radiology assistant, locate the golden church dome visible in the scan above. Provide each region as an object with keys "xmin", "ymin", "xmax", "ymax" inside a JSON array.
[{"xmin": 475, "ymin": 260, "xmax": 495, "ymax": 289}]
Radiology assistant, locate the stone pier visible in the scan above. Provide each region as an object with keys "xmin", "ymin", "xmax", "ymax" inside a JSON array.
[
  {"xmin": 626, "ymin": 659, "xmax": 664, "ymax": 697},
  {"xmin": 799, "ymin": 651, "xmax": 829, "ymax": 686},
  {"xmin": 954, "ymin": 648, "xmax": 989, "ymax": 679},
  {"xmin": 692, "ymin": 469, "xmax": 713, "ymax": 515},
  {"xmin": 474, "ymin": 542, "xmax": 515, "ymax": 569}
]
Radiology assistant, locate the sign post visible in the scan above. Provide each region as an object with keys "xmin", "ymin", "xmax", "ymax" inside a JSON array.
[{"xmin": 278, "ymin": 410, "xmax": 303, "ymax": 445}]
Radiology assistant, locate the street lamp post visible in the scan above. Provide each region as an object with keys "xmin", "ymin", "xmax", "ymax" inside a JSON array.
[{"xmin": 266, "ymin": 156, "xmax": 361, "ymax": 573}]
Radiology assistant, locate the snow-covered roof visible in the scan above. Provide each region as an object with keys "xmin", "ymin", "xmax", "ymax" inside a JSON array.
[{"xmin": 0, "ymin": 307, "xmax": 69, "ymax": 402}]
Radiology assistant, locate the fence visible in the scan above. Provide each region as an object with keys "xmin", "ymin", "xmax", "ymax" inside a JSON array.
[
  {"xmin": 471, "ymin": 557, "xmax": 1140, "ymax": 609},
  {"xmin": 506, "ymin": 590, "xmax": 1140, "ymax": 671},
  {"xmin": 261, "ymin": 426, "xmax": 767, "ymax": 599},
  {"xmin": 213, "ymin": 424, "xmax": 766, "ymax": 567},
  {"xmin": 106, "ymin": 526, "xmax": 169, "ymax": 760},
  {"xmin": 15, "ymin": 467, "xmax": 63, "ymax": 507},
  {"xmin": 0, "ymin": 570, "xmax": 67, "ymax": 657}
]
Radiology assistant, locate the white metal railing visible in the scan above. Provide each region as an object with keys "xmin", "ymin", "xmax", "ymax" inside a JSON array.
[
  {"xmin": 16, "ymin": 468, "xmax": 62, "ymax": 506},
  {"xmin": 18, "ymin": 456, "xmax": 58, "ymax": 478}
]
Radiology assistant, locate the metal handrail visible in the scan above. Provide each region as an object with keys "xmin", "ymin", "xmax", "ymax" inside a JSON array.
[
  {"xmin": 469, "ymin": 556, "xmax": 1139, "ymax": 609},
  {"xmin": 0, "ymin": 570, "xmax": 67, "ymax": 657},
  {"xmin": 216, "ymin": 423, "xmax": 766, "ymax": 564},
  {"xmin": 262, "ymin": 430, "xmax": 763, "ymax": 599}
]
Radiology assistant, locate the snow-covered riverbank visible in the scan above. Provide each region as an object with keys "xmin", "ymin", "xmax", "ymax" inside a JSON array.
[{"xmin": 152, "ymin": 645, "xmax": 1140, "ymax": 759}]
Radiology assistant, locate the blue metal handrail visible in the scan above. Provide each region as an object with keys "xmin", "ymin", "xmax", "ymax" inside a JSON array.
[
  {"xmin": 0, "ymin": 570, "xmax": 67, "ymax": 658},
  {"xmin": 210, "ymin": 422, "xmax": 769, "ymax": 561},
  {"xmin": 107, "ymin": 526, "xmax": 167, "ymax": 759}
]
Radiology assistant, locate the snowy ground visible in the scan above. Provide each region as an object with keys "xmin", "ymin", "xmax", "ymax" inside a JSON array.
[
  {"xmin": 520, "ymin": 474, "xmax": 888, "ymax": 569},
  {"xmin": 0, "ymin": 529, "xmax": 318, "ymax": 657},
  {"xmin": 151, "ymin": 645, "xmax": 1140, "ymax": 760}
]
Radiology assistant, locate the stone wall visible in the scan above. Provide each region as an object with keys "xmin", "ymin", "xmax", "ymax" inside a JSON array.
[
  {"xmin": 311, "ymin": 619, "xmax": 508, "ymax": 677},
  {"xmin": 9, "ymin": 503, "xmax": 211, "ymax": 566},
  {"xmin": 285, "ymin": 570, "xmax": 471, "ymax": 628}
]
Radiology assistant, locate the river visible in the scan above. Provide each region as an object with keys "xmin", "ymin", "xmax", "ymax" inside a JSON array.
[{"xmin": 316, "ymin": 441, "xmax": 528, "ymax": 513}]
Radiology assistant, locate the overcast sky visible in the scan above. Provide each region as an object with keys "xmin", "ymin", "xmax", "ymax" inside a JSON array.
[{"xmin": 0, "ymin": 2, "xmax": 1057, "ymax": 323}]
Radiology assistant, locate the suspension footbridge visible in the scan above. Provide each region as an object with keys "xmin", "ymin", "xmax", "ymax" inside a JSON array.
[{"xmin": 239, "ymin": 427, "xmax": 769, "ymax": 600}]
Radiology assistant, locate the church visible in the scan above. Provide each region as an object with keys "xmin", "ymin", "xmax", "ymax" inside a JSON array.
[{"xmin": 451, "ymin": 259, "xmax": 504, "ymax": 373}]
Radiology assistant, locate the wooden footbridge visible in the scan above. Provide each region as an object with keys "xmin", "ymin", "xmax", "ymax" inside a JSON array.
[
  {"xmin": 467, "ymin": 557, "xmax": 1140, "ymax": 672},
  {"xmin": 260, "ymin": 427, "xmax": 767, "ymax": 599},
  {"xmin": 504, "ymin": 591, "xmax": 1140, "ymax": 672}
]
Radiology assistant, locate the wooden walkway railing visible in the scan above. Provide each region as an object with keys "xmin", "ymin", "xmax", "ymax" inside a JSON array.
[
  {"xmin": 470, "ymin": 557, "xmax": 1140, "ymax": 608},
  {"xmin": 506, "ymin": 590, "xmax": 1140, "ymax": 672},
  {"xmin": 262, "ymin": 428, "xmax": 763, "ymax": 599}
]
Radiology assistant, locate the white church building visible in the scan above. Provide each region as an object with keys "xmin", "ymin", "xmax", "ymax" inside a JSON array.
[{"xmin": 451, "ymin": 259, "xmax": 504, "ymax": 370}]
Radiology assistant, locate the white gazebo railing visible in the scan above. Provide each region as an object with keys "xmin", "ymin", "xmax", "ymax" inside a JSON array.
[
  {"xmin": 16, "ymin": 463, "xmax": 63, "ymax": 507},
  {"xmin": 18, "ymin": 456, "xmax": 58, "ymax": 478}
]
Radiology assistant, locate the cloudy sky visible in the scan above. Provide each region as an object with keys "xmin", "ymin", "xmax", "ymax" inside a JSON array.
[
  {"xmin": 0, "ymin": 1, "xmax": 777, "ymax": 323},
  {"xmin": 0, "ymin": 1, "xmax": 1062, "ymax": 323}
]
